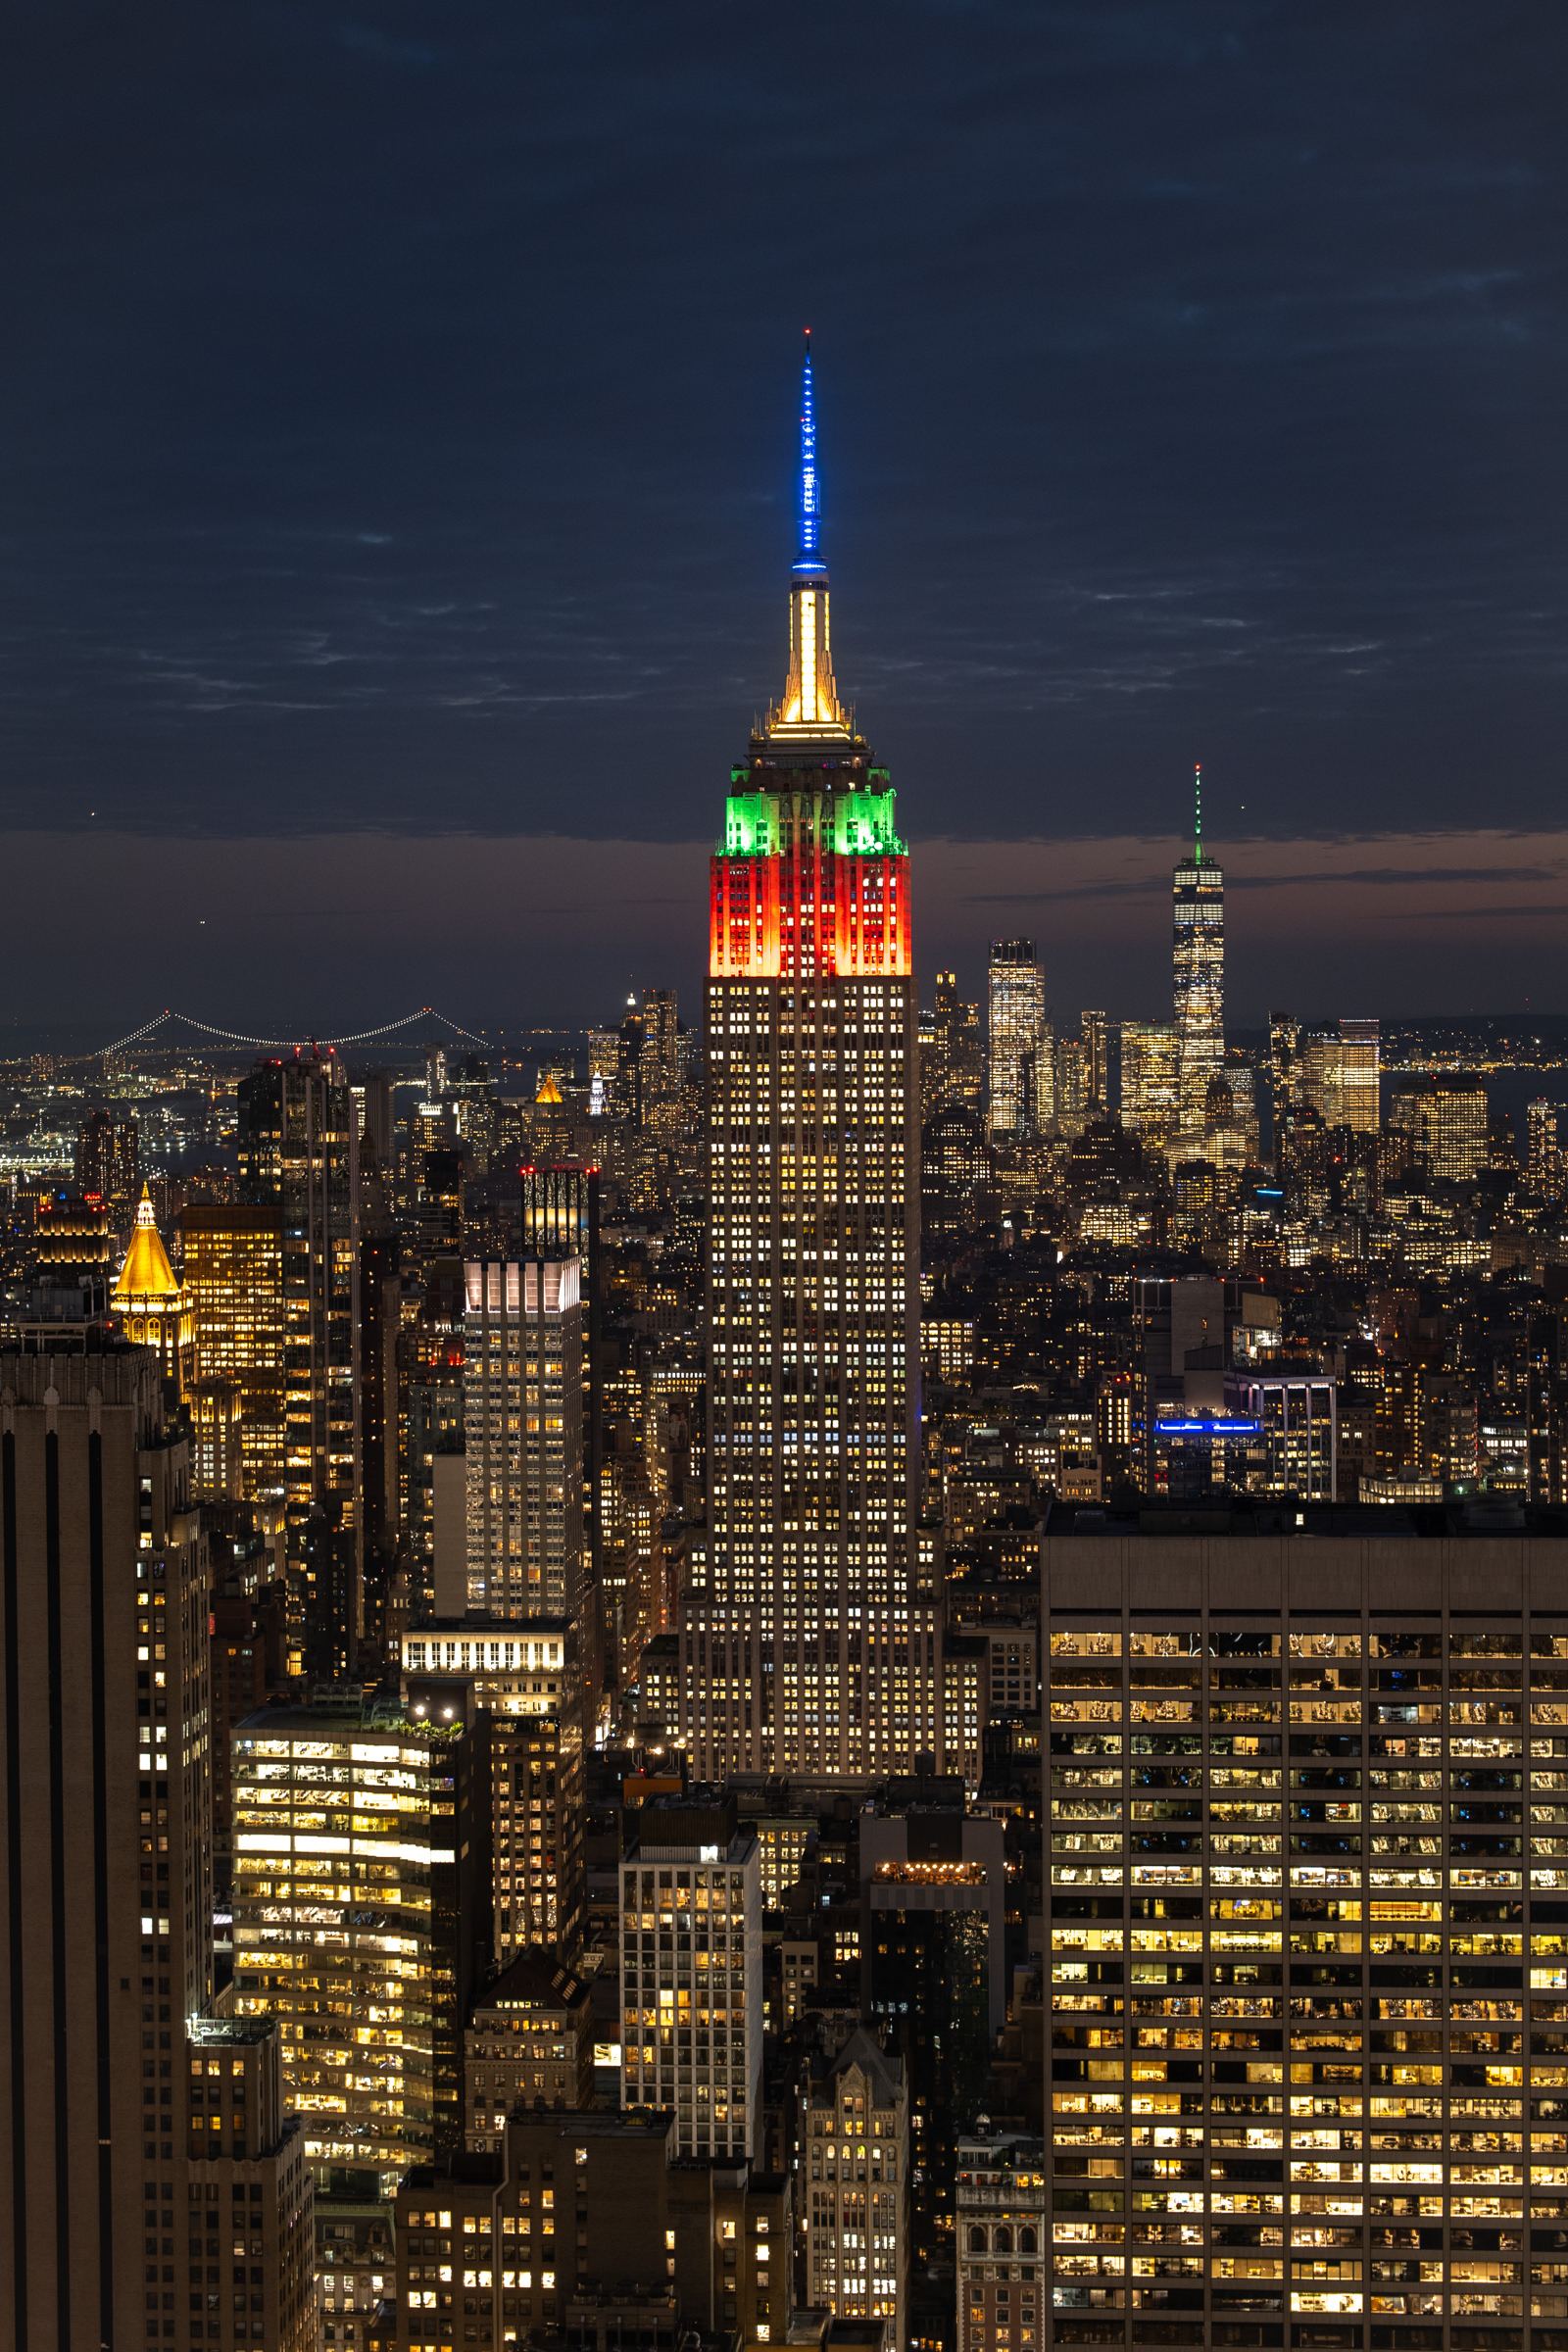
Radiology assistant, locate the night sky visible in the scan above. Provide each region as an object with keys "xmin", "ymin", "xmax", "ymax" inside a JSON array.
[{"xmin": 5, "ymin": 2, "xmax": 1567, "ymax": 1034}]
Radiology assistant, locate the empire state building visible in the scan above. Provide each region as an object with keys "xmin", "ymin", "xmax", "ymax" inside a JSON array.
[{"xmin": 678, "ymin": 340, "xmax": 943, "ymax": 1781}]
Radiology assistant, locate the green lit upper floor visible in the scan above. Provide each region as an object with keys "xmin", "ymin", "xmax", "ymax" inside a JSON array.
[{"xmin": 722, "ymin": 764, "xmax": 906, "ymax": 860}]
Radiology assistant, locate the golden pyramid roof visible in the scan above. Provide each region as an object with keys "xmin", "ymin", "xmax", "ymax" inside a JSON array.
[
  {"xmin": 535, "ymin": 1073, "xmax": 564, "ymax": 1105},
  {"xmin": 113, "ymin": 1185, "xmax": 180, "ymax": 1303}
]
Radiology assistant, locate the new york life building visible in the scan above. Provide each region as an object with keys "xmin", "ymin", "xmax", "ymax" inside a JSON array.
[{"xmin": 677, "ymin": 344, "xmax": 941, "ymax": 1779}]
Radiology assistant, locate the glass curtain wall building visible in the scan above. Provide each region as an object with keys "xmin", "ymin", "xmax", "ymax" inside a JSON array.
[
  {"xmin": 231, "ymin": 1705, "xmax": 477, "ymax": 2197},
  {"xmin": 1173, "ymin": 768, "xmax": 1225, "ymax": 1137},
  {"xmin": 989, "ymin": 941, "xmax": 1048, "ymax": 1140}
]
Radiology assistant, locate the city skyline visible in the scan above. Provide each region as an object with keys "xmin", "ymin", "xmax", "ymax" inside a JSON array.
[{"xmin": 10, "ymin": 17, "xmax": 1568, "ymax": 2352}]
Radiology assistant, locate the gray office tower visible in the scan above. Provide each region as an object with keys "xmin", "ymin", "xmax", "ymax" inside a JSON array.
[
  {"xmin": 0, "ymin": 1337, "xmax": 314, "ymax": 2349},
  {"xmin": 1042, "ymin": 1503, "xmax": 1568, "ymax": 2352}
]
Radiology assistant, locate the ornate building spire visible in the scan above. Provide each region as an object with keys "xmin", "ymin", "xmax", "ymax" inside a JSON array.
[
  {"xmin": 796, "ymin": 328, "xmax": 822, "ymax": 575},
  {"xmin": 770, "ymin": 329, "xmax": 850, "ymax": 738}
]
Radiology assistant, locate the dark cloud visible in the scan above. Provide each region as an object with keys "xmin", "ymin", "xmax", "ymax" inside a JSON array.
[{"xmin": 1, "ymin": 1, "xmax": 1566, "ymax": 1008}]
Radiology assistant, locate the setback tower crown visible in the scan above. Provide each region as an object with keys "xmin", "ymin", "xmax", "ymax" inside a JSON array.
[{"xmin": 711, "ymin": 337, "xmax": 910, "ymax": 980}]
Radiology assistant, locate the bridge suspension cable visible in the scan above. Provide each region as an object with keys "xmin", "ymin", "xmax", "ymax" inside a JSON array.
[{"xmin": 96, "ymin": 1005, "xmax": 490, "ymax": 1057}]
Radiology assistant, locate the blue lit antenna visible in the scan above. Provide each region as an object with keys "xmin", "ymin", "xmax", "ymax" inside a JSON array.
[{"xmin": 794, "ymin": 328, "xmax": 825, "ymax": 577}]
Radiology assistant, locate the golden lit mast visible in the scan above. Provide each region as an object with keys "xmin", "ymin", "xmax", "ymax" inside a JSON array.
[{"xmin": 769, "ymin": 329, "xmax": 851, "ymax": 738}]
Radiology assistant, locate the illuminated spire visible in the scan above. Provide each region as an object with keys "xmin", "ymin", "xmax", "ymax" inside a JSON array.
[
  {"xmin": 1195, "ymin": 761, "xmax": 1202, "ymax": 867},
  {"xmin": 769, "ymin": 328, "xmax": 849, "ymax": 738},
  {"xmin": 113, "ymin": 1183, "xmax": 179, "ymax": 1303},
  {"xmin": 795, "ymin": 328, "xmax": 823, "ymax": 575}
]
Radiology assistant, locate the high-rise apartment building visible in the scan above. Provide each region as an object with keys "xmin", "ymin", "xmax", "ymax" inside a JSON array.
[
  {"xmin": 1055, "ymin": 1034, "xmax": 1088, "ymax": 1135},
  {"xmin": 618, "ymin": 1791, "xmax": 761, "ymax": 2158},
  {"xmin": 1042, "ymin": 1514, "xmax": 1568, "ymax": 2349},
  {"xmin": 922, "ymin": 971, "xmax": 956, "ymax": 1119},
  {"xmin": 1173, "ymin": 769, "xmax": 1225, "ymax": 1133},
  {"xmin": 520, "ymin": 1163, "xmax": 596, "ymax": 1261},
  {"xmin": 0, "ymin": 1340, "xmax": 314, "ymax": 2347},
  {"xmin": 461, "ymin": 1258, "xmax": 584, "ymax": 1621},
  {"xmin": 231, "ymin": 1700, "xmax": 481, "ymax": 2196},
  {"xmin": 989, "ymin": 940, "xmax": 1047, "ymax": 1140},
  {"xmin": 1232, "ymin": 1370, "xmax": 1339, "ymax": 1499},
  {"xmin": 920, "ymin": 1105, "xmax": 992, "ymax": 1240},
  {"xmin": 679, "ymin": 341, "xmax": 937, "ymax": 1781},
  {"xmin": 1035, "ymin": 1016, "xmax": 1058, "ymax": 1129},
  {"xmin": 31, "ymin": 1189, "xmax": 115, "ymax": 1313},
  {"xmin": 489, "ymin": 1705, "xmax": 584, "ymax": 1962}
]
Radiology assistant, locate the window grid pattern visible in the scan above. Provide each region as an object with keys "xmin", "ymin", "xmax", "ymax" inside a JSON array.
[{"xmin": 1046, "ymin": 1611, "xmax": 1568, "ymax": 2345}]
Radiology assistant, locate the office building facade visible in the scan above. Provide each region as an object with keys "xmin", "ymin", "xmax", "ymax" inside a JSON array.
[
  {"xmin": 680, "ymin": 340, "xmax": 938, "ymax": 1781},
  {"xmin": 1390, "ymin": 1079, "xmax": 1490, "ymax": 1185},
  {"xmin": 235, "ymin": 1054, "xmax": 361, "ymax": 1551},
  {"xmin": 180, "ymin": 1205, "xmax": 286, "ymax": 1503},
  {"xmin": 231, "ymin": 1704, "xmax": 479, "ymax": 2197},
  {"xmin": 1043, "ymin": 1523, "xmax": 1568, "ymax": 2347},
  {"xmin": 1121, "ymin": 1022, "xmax": 1181, "ymax": 1143},
  {"xmin": 0, "ymin": 1342, "xmax": 313, "ymax": 2348}
]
